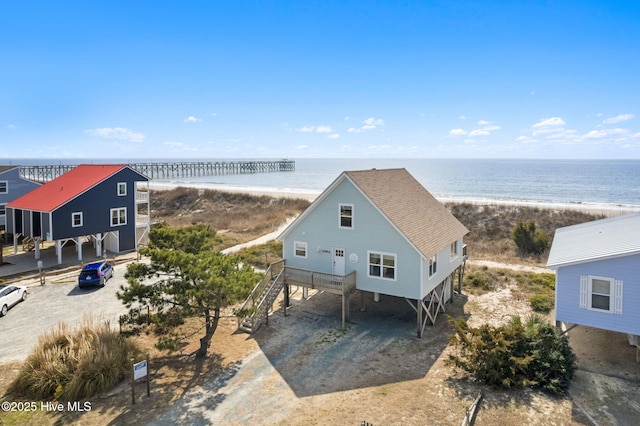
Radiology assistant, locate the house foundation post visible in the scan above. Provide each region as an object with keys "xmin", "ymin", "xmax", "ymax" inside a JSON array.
[
  {"xmin": 417, "ymin": 299, "xmax": 423, "ymax": 338},
  {"xmin": 76, "ymin": 236, "xmax": 83, "ymax": 261},
  {"xmin": 303, "ymin": 287, "xmax": 308, "ymax": 300},
  {"xmin": 360, "ymin": 290, "xmax": 366, "ymax": 311},
  {"xmin": 96, "ymin": 233, "xmax": 102, "ymax": 257},
  {"xmin": 283, "ymin": 283, "xmax": 290, "ymax": 317},
  {"xmin": 374, "ymin": 292, "xmax": 380, "ymax": 302},
  {"xmin": 34, "ymin": 238, "xmax": 41, "ymax": 260},
  {"xmin": 56, "ymin": 240, "xmax": 62, "ymax": 264}
]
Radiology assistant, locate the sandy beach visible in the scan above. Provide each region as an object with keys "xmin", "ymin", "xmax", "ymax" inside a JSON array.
[{"xmin": 149, "ymin": 181, "xmax": 640, "ymax": 216}]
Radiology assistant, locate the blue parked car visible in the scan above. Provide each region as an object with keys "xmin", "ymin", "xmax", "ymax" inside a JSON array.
[{"xmin": 78, "ymin": 261, "xmax": 114, "ymax": 288}]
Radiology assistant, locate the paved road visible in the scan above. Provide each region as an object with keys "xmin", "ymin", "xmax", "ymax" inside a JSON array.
[{"xmin": 0, "ymin": 266, "xmax": 131, "ymax": 362}]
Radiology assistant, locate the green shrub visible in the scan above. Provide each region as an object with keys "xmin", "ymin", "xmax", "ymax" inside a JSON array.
[
  {"xmin": 465, "ymin": 270, "xmax": 492, "ymax": 291},
  {"xmin": 447, "ymin": 315, "xmax": 576, "ymax": 395},
  {"xmin": 9, "ymin": 317, "xmax": 141, "ymax": 401},
  {"xmin": 530, "ymin": 292, "xmax": 554, "ymax": 313},
  {"xmin": 512, "ymin": 221, "xmax": 550, "ymax": 256}
]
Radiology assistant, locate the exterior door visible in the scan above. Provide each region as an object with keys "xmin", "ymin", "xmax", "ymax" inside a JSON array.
[{"xmin": 333, "ymin": 248, "xmax": 345, "ymax": 276}]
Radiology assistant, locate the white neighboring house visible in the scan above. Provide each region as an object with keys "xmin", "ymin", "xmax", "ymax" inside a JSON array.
[
  {"xmin": 547, "ymin": 213, "xmax": 640, "ymax": 356},
  {"xmin": 270, "ymin": 168, "xmax": 469, "ymax": 337}
]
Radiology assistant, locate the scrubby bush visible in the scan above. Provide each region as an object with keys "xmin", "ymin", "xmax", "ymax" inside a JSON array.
[
  {"xmin": 530, "ymin": 292, "xmax": 554, "ymax": 313},
  {"xmin": 465, "ymin": 270, "xmax": 493, "ymax": 291},
  {"xmin": 8, "ymin": 317, "xmax": 141, "ymax": 401},
  {"xmin": 512, "ymin": 221, "xmax": 550, "ymax": 256},
  {"xmin": 447, "ymin": 315, "xmax": 576, "ymax": 395}
]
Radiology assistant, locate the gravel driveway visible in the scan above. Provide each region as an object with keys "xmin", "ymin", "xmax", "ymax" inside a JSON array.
[{"xmin": 0, "ymin": 266, "xmax": 131, "ymax": 362}]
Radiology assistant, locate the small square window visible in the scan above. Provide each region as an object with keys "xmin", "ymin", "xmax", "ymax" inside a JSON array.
[
  {"xmin": 294, "ymin": 241, "xmax": 307, "ymax": 258},
  {"xmin": 72, "ymin": 212, "xmax": 83, "ymax": 227},
  {"xmin": 450, "ymin": 241, "xmax": 458, "ymax": 258}
]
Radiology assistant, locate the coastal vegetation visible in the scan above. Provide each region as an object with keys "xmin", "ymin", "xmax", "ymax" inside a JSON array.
[
  {"xmin": 117, "ymin": 224, "xmax": 262, "ymax": 358},
  {"xmin": 447, "ymin": 315, "xmax": 576, "ymax": 395},
  {"xmin": 8, "ymin": 317, "xmax": 141, "ymax": 401}
]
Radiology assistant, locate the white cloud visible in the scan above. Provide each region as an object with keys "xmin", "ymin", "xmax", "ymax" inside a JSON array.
[
  {"xmin": 210, "ymin": 112, "xmax": 218, "ymax": 117},
  {"xmin": 348, "ymin": 117, "xmax": 385, "ymax": 133},
  {"xmin": 449, "ymin": 128, "xmax": 467, "ymax": 137},
  {"xmin": 468, "ymin": 129, "xmax": 490, "ymax": 137},
  {"xmin": 294, "ymin": 144, "xmax": 310, "ymax": 150},
  {"xmin": 532, "ymin": 117, "xmax": 566, "ymax": 128},
  {"xmin": 582, "ymin": 128, "xmax": 629, "ymax": 139},
  {"xmin": 603, "ymin": 113, "xmax": 634, "ymax": 124},
  {"xmin": 328, "ymin": 133, "xmax": 340, "ymax": 139},
  {"xmin": 477, "ymin": 120, "xmax": 491, "ymax": 126},
  {"xmin": 6, "ymin": 124, "xmax": 19, "ymax": 130},
  {"xmin": 297, "ymin": 125, "xmax": 333, "ymax": 133},
  {"xmin": 164, "ymin": 141, "xmax": 185, "ymax": 147},
  {"xmin": 458, "ymin": 115, "xmax": 467, "ymax": 120},
  {"xmin": 85, "ymin": 127, "xmax": 146, "ymax": 142},
  {"xmin": 184, "ymin": 116, "xmax": 202, "ymax": 123}
]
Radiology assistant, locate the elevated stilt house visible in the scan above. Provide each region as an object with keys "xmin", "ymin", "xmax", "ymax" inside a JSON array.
[
  {"xmin": 6, "ymin": 164, "xmax": 150, "ymax": 264},
  {"xmin": 239, "ymin": 168, "xmax": 468, "ymax": 337}
]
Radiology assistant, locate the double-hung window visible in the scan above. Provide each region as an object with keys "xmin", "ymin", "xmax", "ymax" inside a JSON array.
[
  {"xmin": 580, "ymin": 275, "xmax": 623, "ymax": 314},
  {"xmin": 117, "ymin": 182, "xmax": 127, "ymax": 196},
  {"xmin": 110, "ymin": 207, "xmax": 127, "ymax": 226},
  {"xmin": 428, "ymin": 255, "xmax": 437, "ymax": 277},
  {"xmin": 339, "ymin": 204, "xmax": 353, "ymax": 229},
  {"xmin": 0, "ymin": 181, "xmax": 7, "ymax": 194},
  {"xmin": 450, "ymin": 241, "xmax": 458, "ymax": 259},
  {"xmin": 294, "ymin": 241, "xmax": 307, "ymax": 258},
  {"xmin": 368, "ymin": 251, "xmax": 396, "ymax": 280}
]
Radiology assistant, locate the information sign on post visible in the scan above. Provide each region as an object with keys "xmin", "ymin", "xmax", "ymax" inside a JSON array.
[{"xmin": 130, "ymin": 353, "xmax": 151, "ymax": 405}]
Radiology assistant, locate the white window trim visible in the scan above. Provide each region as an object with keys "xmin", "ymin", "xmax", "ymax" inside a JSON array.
[
  {"xmin": 294, "ymin": 241, "xmax": 307, "ymax": 258},
  {"xmin": 110, "ymin": 207, "xmax": 127, "ymax": 226},
  {"xmin": 450, "ymin": 241, "xmax": 459, "ymax": 259},
  {"xmin": 0, "ymin": 180, "xmax": 7, "ymax": 194},
  {"xmin": 580, "ymin": 275, "xmax": 623, "ymax": 314},
  {"xmin": 72, "ymin": 212, "xmax": 83, "ymax": 227},
  {"xmin": 428, "ymin": 254, "xmax": 438, "ymax": 278},
  {"xmin": 367, "ymin": 250, "xmax": 397, "ymax": 281},
  {"xmin": 339, "ymin": 203, "xmax": 354, "ymax": 229},
  {"xmin": 117, "ymin": 182, "xmax": 127, "ymax": 196}
]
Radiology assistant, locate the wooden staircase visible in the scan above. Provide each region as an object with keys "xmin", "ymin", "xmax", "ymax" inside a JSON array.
[
  {"xmin": 237, "ymin": 260, "xmax": 286, "ymax": 333},
  {"xmin": 22, "ymin": 237, "xmax": 35, "ymax": 252}
]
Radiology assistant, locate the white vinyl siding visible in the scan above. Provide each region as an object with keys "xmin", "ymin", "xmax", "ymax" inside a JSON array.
[
  {"xmin": 580, "ymin": 275, "xmax": 623, "ymax": 314},
  {"xmin": 294, "ymin": 241, "xmax": 307, "ymax": 258},
  {"xmin": 450, "ymin": 241, "xmax": 458, "ymax": 259}
]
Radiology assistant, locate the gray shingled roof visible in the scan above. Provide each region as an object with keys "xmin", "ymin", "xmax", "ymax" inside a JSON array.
[
  {"xmin": 345, "ymin": 168, "xmax": 469, "ymax": 258},
  {"xmin": 547, "ymin": 212, "xmax": 640, "ymax": 268}
]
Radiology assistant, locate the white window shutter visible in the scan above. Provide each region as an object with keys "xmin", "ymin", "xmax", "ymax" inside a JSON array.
[
  {"xmin": 579, "ymin": 275, "xmax": 588, "ymax": 309},
  {"xmin": 614, "ymin": 280, "xmax": 623, "ymax": 315}
]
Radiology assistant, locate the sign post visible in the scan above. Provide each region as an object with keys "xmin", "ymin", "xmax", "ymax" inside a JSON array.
[{"xmin": 131, "ymin": 353, "xmax": 151, "ymax": 404}]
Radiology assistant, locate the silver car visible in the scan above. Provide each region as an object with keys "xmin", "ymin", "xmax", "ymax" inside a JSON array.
[{"xmin": 0, "ymin": 285, "xmax": 28, "ymax": 317}]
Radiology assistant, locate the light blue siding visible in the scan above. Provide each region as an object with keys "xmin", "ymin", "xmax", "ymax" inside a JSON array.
[
  {"xmin": 0, "ymin": 168, "xmax": 40, "ymax": 227},
  {"xmin": 283, "ymin": 178, "xmax": 424, "ymax": 299},
  {"xmin": 556, "ymin": 254, "xmax": 640, "ymax": 335},
  {"xmin": 421, "ymin": 238, "xmax": 465, "ymax": 296}
]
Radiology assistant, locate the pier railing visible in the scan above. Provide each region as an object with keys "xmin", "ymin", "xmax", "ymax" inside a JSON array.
[{"xmin": 18, "ymin": 160, "xmax": 295, "ymax": 182}]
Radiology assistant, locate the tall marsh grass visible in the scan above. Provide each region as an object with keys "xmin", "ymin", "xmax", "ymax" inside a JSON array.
[{"xmin": 8, "ymin": 316, "xmax": 141, "ymax": 401}]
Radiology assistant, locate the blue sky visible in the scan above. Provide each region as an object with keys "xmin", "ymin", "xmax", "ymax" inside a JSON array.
[{"xmin": 1, "ymin": 1, "xmax": 639, "ymax": 160}]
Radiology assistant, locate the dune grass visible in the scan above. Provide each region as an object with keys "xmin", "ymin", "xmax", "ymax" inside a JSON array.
[{"xmin": 8, "ymin": 316, "xmax": 141, "ymax": 402}]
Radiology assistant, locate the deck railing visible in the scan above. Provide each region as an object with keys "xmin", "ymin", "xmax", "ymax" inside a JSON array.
[{"xmin": 284, "ymin": 267, "xmax": 356, "ymax": 295}]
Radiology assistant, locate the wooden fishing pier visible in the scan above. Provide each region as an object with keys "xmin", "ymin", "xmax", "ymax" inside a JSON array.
[{"xmin": 18, "ymin": 160, "xmax": 295, "ymax": 182}]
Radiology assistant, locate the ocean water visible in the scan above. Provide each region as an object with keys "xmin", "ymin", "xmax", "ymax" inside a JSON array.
[
  {"xmin": 157, "ymin": 158, "xmax": 640, "ymax": 208},
  {"xmin": 10, "ymin": 158, "xmax": 640, "ymax": 208}
]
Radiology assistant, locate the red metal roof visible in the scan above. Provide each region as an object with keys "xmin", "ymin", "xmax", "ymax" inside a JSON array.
[{"xmin": 7, "ymin": 164, "xmax": 129, "ymax": 212}]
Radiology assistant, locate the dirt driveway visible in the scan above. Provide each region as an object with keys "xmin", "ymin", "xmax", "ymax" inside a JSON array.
[{"xmin": 153, "ymin": 287, "xmax": 640, "ymax": 425}]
